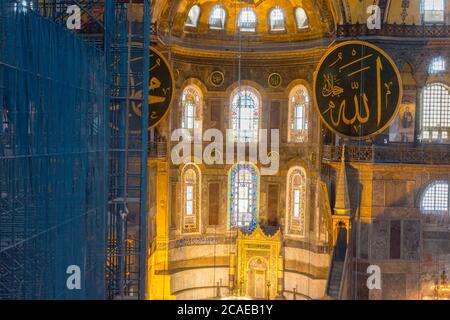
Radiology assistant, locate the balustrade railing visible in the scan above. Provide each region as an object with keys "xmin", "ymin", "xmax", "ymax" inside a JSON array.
[
  {"xmin": 323, "ymin": 144, "xmax": 450, "ymax": 165},
  {"xmin": 337, "ymin": 23, "xmax": 450, "ymax": 38}
]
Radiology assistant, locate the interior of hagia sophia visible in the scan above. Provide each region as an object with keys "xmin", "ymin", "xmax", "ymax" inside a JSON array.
[{"xmin": 147, "ymin": 0, "xmax": 450, "ymax": 300}]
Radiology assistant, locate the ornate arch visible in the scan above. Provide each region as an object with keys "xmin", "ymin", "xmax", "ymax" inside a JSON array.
[
  {"xmin": 285, "ymin": 166, "xmax": 308, "ymax": 237},
  {"xmin": 228, "ymin": 163, "xmax": 260, "ymax": 231},
  {"xmin": 229, "ymin": 85, "xmax": 262, "ymax": 143},
  {"xmin": 287, "ymin": 84, "xmax": 311, "ymax": 143},
  {"xmin": 179, "ymin": 83, "xmax": 203, "ymax": 130},
  {"xmin": 180, "ymin": 162, "xmax": 202, "ymax": 234},
  {"xmin": 420, "ymin": 180, "xmax": 449, "ymax": 229}
]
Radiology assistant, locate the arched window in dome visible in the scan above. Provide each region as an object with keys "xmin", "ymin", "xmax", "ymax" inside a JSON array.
[
  {"xmin": 286, "ymin": 167, "xmax": 307, "ymax": 236},
  {"xmin": 209, "ymin": 5, "xmax": 226, "ymax": 30},
  {"xmin": 181, "ymin": 163, "xmax": 201, "ymax": 234},
  {"xmin": 185, "ymin": 5, "xmax": 201, "ymax": 28},
  {"xmin": 269, "ymin": 7, "xmax": 285, "ymax": 32},
  {"xmin": 420, "ymin": 83, "xmax": 450, "ymax": 143},
  {"xmin": 181, "ymin": 85, "xmax": 202, "ymax": 130},
  {"xmin": 421, "ymin": 181, "xmax": 449, "ymax": 228},
  {"xmin": 238, "ymin": 7, "xmax": 257, "ymax": 32},
  {"xmin": 294, "ymin": 7, "xmax": 309, "ymax": 30},
  {"xmin": 429, "ymin": 56, "xmax": 446, "ymax": 74},
  {"xmin": 230, "ymin": 87, "xmax": 260, "ymax": 143},
  {"xmin": 288, "ymin": 85, "xmax": 309, "ymax": 143},
  {"xmin": 421, "ymin": 0, "xmax": 445, "ymax": 24},
  {"xmin": 229, "ymin": 163, "xmax": 259, "ymax": 231}
]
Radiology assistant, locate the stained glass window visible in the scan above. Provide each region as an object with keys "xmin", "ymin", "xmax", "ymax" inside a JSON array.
[
  {"xmin": 421, "ymin": 83, "xmax": 450, "ymax": 142},
  {"xmin": 231, "ymin": 87, "xmax": 260, "ymax": 142},
  {"xmin": 181, "ymin": 86, "xmax": 201, "ymax": 129},
  {"xmin": 286, "ymin": 167, "xmax": 306, "ymax": 236},
  {"xmin": 295, "ymin": 7, "xmax": 309, "ymax": 30},
  {"xmin": 289, "ymin": 86, "xmax": 309, "ymax": 142},
  {"xmin": 238, "ymin": 8, "xmax": 257, "ymax": 32},
  {"xmin": 422, "ymin": 0, "xmax": 445, "ymax": 24},
  {"xmin": 209, "ymin": 5, "xmax": 226, "ymax": 30},
  {"xmin": 429, "ymin": 56, "xmax": 446, "ymax": 74},
  {"xmin": 269, "ymin": 7, "xmax": 285, "ymax": 32},
  {"xmin": 229, "ymin": 163, "xmax": 259, "ymax": 231},
  {"xmin": 185, "ymin": 5, "xmax": 200, "ymax": 28}
]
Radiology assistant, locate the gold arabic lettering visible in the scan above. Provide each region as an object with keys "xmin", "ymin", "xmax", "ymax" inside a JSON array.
[{"xmin": 322, "ymin": 50, "xmax": 385, "ymax": 130}]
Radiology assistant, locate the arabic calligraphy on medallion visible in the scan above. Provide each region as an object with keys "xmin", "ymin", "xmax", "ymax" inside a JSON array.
[
  {"xmin": 129, "ymin": 47, "xmax": 175, "ymax": 131},
  {"xmin": 148, "ymin": 47, "xmax": 174, "ymax": 128},
  {"xmin": 314, "ymin": 41, "xmax": 402, "ymax": 139}
]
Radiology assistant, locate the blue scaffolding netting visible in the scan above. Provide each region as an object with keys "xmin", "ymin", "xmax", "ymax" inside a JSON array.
[{"xmin": 0, "ymin": 1, "xmax": 108, "ymax": 299}]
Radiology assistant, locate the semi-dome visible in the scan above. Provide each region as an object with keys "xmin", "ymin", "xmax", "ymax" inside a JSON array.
[{"xmin": 154, "ymin": 0, "xmax": 336, "ymax": 51}]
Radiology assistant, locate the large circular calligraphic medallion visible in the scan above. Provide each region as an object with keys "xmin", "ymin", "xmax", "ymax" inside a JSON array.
[
  {"xmin": 129, "ymin": 47, "xmax": 175, "ymax": 131},
  {"xmin": 313, "ymin": 41, "xmax": 402, "ymax": 139},
  {"xmin": 149, "ymin": 47, "xmax": 175, "ymax": 128}
]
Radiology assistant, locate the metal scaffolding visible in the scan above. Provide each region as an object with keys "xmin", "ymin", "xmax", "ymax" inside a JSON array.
[
  {"xmin": 106, "ymin": 0, "xmax": 150, "ymax": 299},
  {"xmin": 0, "ymin": 0, "xmax": 150, "ymax": 299},
  {"xmin": 0, "ymin": 0, "xmax": 108, "ymax": 299}
]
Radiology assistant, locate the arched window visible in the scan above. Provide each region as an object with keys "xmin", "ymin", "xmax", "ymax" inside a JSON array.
[
  {"xmin": 422, "ymin": 0, "xmax": 445, "ymax": 24},
  {"xmin": 286, "ymin": 167, "xmax": 307, "ymax": 236},
  {"xmin": 181, "ymin": 163, "xmax": 201, "ymax": 234},
  {"xmin": 229, "ymin": 163, "xmax": 259, "ymax": 231},
  {"xmin": 238, "ymin": 8, "xmax": 257, "ymax": 32},
  {"xmin": 294, "ymin": 7, "xmax": 309, "ymax": 30},
  {"xmin": 185, "ymin": 5, "xmax": 201, "ymax": 28},
  {"xmin": 269, "ymin": 7, "xmax": 285, "ymax": 31},
  {"xmin": 420, "ymin": 83, "xmax": 450, "ymax": 142},
  {"xmin": 209, "ymin": 5, "xmax": 226, "ymax": 30},
  {"xmin": 429, "ymin": 56, "xmax": 446, "ymax": 74},
  {"xmin": 421, "ymin": 181, "xmax": 449, "ymax": 228},
  {"xmin": 288, "ymin": 85, "xmax": 309, "ymax": 142},
  {"xmin": 181, "ymin": 86, "xmax": 202, "ymax": 129},
  {"xmin": 230, "ymin": 87, "xmax": 260, "ymax": 142}
]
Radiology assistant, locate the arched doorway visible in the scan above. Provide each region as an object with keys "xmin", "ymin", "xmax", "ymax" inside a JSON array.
[{"xmin": 247, "ymin": 258, "xmax": 268, "ymax": 299}]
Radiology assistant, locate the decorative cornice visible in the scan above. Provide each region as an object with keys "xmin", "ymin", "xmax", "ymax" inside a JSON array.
[{"xmin": 166, "ymin": 43, "xmax": 330, "ymax": 64}]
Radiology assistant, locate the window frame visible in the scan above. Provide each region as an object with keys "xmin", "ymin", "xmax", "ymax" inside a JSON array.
[
  {"xmin": 269, "ymin": 6, "xmax": 286, "ymax": 32},
  {"xmin": 429, "ymin": 56, "xmax": 447, "ymax": 74},
  {"xmin": 228, "ymin": 163, "xmax": 259, "ymax": 231},
  {"xmin": 294, "ymin": 7, "xmax": 309, "ymax": 31},
  {"xmin": 181, "ymin": 164, "xmax": 202, "ymax": 234},
  {"xmin": 421, "ymin": 180, "xmax": 449, "ymax": 229},
  {"xmin": 422, "ymin": 0, "xmax": 446, "ymax": 24},
  {"xmin": 285, "ymin": 167, "xmax": 307, "ymax": 237},
  {"xmin": 420, "ymin": 83, "xmax": 450, "ymax": 144},
  {"xmin": 421, "ymin": 181, "xmax": 449, "ymax": 213},
  {"xmin": 288, "ymin": 85, "xmax": 310, "ymax": 143},
  {"xmin": 208, "ymin": 5, "xmax": 227, "ymax": 30},
  {"xmin": 230, "ymin": 87, "xmax": 261, "ymax": 143},
  {"xmin": 238, "ymin": 7, "xmax": 257, "ymax": 33},
  {"xmin": 185, "ymin": 4, "xmax": 201, "ymax": 28},
  {"xmin": 181, "ymin": 85, "xmax": 202, "ymax": 130}
]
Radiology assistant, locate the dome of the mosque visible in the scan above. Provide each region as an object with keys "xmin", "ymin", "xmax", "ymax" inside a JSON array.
[{"xmin": 154, "ymin": 0, "xmax": 336, "ymax": 50}]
